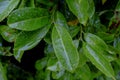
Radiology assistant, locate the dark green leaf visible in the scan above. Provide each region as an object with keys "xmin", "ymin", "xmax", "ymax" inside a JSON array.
[
  {"xmin": 69, "ymin": 26, "xmax": 80, "ymax": 38},
  {"xmin": 0, "ymin": 62, "xmax": 7, "ymax": 80},
  {"xmin": 35, "ymin": 57, "xmax": 48, "ymax": 71},
  {"xmin": 52, "ymin": 12, "xmax": 79, "ymax": 72},
  {"xmin": 0, "ymin": 0, "xmax": 20, "ymax": 22},
  {"xmin": 0, "ymin": 47, "xmax": 12, "ymax": 56},
  {"xmin": 0, "ymin": 25, "xmax": 20, "ymax": 42},
  {"xmin": 116, "ymin": 0, "xmax": 120, "ymax": 11},
  {"xmin": 14, "ymin": 25, "xmax": 51, "ymax": 61},
  {"xmin": 66, "ymin": 0, "xmax": 95, "ymax": 25},
  {"xmin": 19, "ymin": 0, "xmax": 35, "ymax": 8},
  {"xmin": 8, "ymin": 7, "xmax": 49, "ymax": 31},
  {"xmin": 83, "ymin": 42, "xmax": 115, "ymax": 79}
]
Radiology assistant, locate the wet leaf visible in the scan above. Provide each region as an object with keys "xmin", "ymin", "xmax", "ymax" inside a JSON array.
[
  {"xmin": 83, "ymin": 42, "xmax": 115, "ymax": 79},
  {"xmin": 52, "ymin": 12, "xmax": 79, "ymax": 72},
  {"xmin": 8, "ymin": 7, "xmax": 49, "ymax": 31},
  {"xmin": 14, "ymin": 25, "xmax": 51, "ymax": 61},
  {"xmin": 0, "ymin": 0, "xmax": 20, "ymax": 22}
]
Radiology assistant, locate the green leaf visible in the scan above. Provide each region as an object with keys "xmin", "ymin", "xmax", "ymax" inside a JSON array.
[
  {"xmin": 73, "ymin": 39, "xmax": 79, "ymax": 49},
  {"xmin": 0, "ymin": 47, "xmax": 12, "ymax": 56},
  {"xmin": 52, "ymin": 70, "xmax": 64, "ymax": 79},
  {"xmin": 84, "ymin": 33, "xmax": 108, "ymax": 52},
  {"xmin": 7, "ymin": 7, "xmax": 49, "ymax": 31},
  {"xmin": 29, "ymin": 0, "xmax": 35, "ymax": 7},
  {"xmin": 69, "ymin": 26, "xmax": 80, "ymax": 38},
  {"xmin": 102, "ymin": 0, "xmax": 107, "ymax": 4},
  {"xmin": 116, "ymin": 0, "xmax": 120, "ymax": 11},
  {"xmin": 54, "ymin": 11, "xmax": 69, "ymax": 30},
  {"xmin": 0, "ymin": 0, "xmax": 20, "ymax": 22},
  {"xmin": 19, "ymin": 0, "xmax": 35, "ymax": 8},
  {"xmin": 14, "ymin": 25, "xmax": 51, "ymax": 61},
  {"xmin": 47, "ymin": 57, "xmax": 64, "ymax": 71},
  {"xmin": 60, "ymin": 72, "xmax": 74, "ymax": 80},
  {"xmin": 47, "ymin": 57, "xmax": 65, "ymax": 79},
  {"xmin": 44, "ymin": 44, "xmax": 54, "ymax": 56},
  {"xmin": 75, "ymin": 64, "xmax": 91, "ymax": 80},
  {"xmin": 52, "ymin": 12, "xmax": 79, "ymax": 72},
  {"xmin": 66, "ymin": 0, "xmax": 95, "ymax": 25},
  {"xmin": 0, "ymin": 62, "xmax": 7, "ymax": 80},
  {"xmin": 113, "ymin": 37, "xmax": 120, "ymax": 51},
  {"xmin": 96, "ymin": 32, "xmax": 114, "ymax": 43},
  {"xmin": 83, "ymin": 42, "xmax": 115, "ymax": 79},
  {"xmin": 35, "ymin": 57, "xmax": 48, "ymax": 71},
  {"xmin": 78, "ymin": 48, "xmax": 88, "ymax": 68},
  {"xmin": 0, "ymin": 25, "xmax": 20, "ymax": 42}
]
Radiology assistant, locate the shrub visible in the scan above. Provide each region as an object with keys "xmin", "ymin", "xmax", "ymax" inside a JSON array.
[{"xmin": 0, "ymin": 0, "xmax": 120, "ymax": 80}]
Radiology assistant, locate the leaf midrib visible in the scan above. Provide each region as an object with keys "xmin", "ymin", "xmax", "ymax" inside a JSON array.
[
  {"xmin": 8, "ymin": 16, "xmax": 49, "ymax": 25},
  {"xmin": 54, "ymin": 24, "xmax": 73, "ymax": 71}
]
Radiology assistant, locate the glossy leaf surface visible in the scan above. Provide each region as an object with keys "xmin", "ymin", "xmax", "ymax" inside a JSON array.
[
  {"xmin": 83, "ymin": 43, "xmax": 115, "ymax": 79},
  {"xmin": 52, "ymin": 12, "xmax": 79, "ymax": 72},
  {"xmin": 8, "ymin": 7, "xmax": 49, "ymax": 31},
  {"xmin": 0, "ymin": 0, "xmax": 20, "ymax": 22},
  {"xmin": 84, "ymin": 33, "xmax": 108, "ymax": 51},
  {"xmin": 14, "ymin": 25, "xmax": 51, "ymax": 61},
  {"xmin": 66, "ymin": 0, "xmax": 95, "ymax": 25}
]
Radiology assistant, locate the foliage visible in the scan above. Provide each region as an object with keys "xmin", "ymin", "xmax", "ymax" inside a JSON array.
[{"xmin": 0, "ymin": 0, "xmax": 120, "ymax": 80}]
